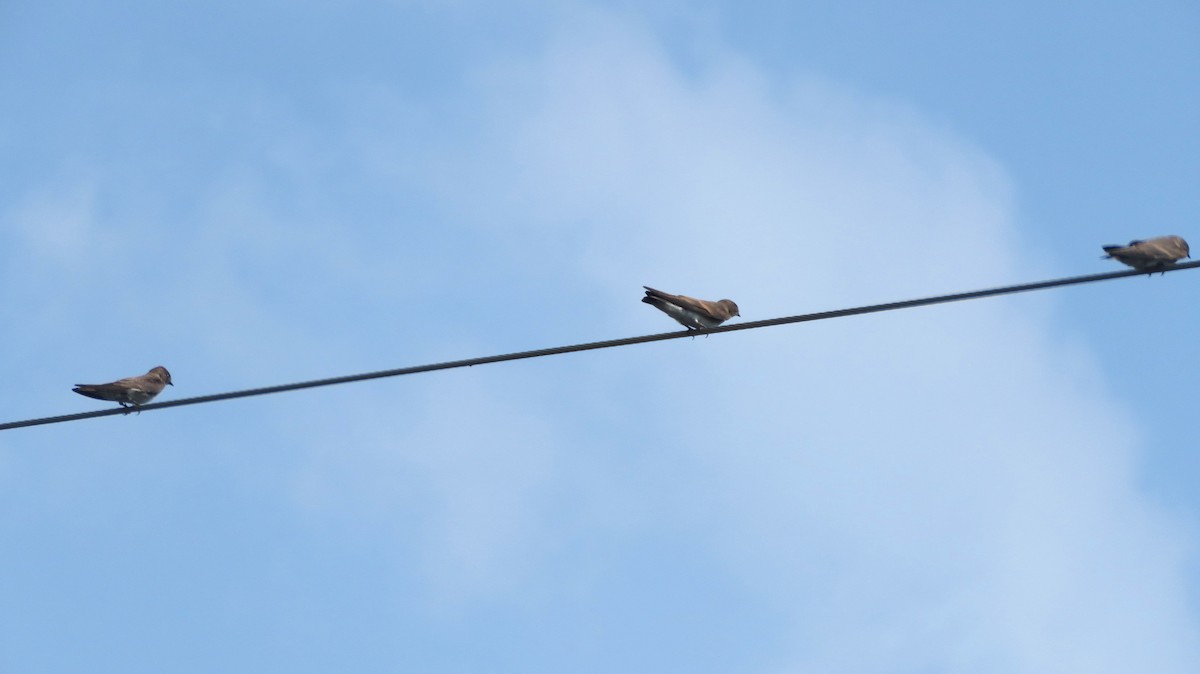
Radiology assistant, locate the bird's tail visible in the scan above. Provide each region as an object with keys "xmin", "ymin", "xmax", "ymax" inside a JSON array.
[
  {"xmin": 641, "ymin": 295, "xmax": 669, "ymax": 309},
  {"xmin": 72, "ymin": 385, "xmax": 108, "ymax": 401}
]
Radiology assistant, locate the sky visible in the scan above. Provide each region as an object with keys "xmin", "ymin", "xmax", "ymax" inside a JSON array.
[{"xmin": 1, "ymin": 0, "xmax": 1198, "ymax": 671}]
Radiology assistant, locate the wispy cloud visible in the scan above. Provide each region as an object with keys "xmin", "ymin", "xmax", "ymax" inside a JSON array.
[
  {"xmin": 2, "ymin": 3, "xmax": 1194, "ymax": 672},
  {"xmin": 293, "ymin": 6, "xmax": 1200, "ymax": 670}
]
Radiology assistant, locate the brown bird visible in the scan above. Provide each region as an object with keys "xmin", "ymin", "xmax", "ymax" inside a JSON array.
[
  {"xmin": 642, "ymin": 286, "xmax": 740, "ymax": 330},
  {"xmin": 73, "ymin": 366, "xmax": 173, "ymax": 412},
  {"xmin": 1102, "ymin": 235, "xmax": 1190, "ymax": 273}
]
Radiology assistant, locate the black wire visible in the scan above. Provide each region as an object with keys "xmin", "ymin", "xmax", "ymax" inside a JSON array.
[{"xmin": 3, "ymin": 261, "xmax": 1195, "ymax": 432}]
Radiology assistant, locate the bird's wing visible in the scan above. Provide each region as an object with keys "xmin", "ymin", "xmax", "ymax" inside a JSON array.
[
  {"xmin": 670, "ymin": 295, "xmax": 728, "ymax": 321},
  {"xmin": 72, "ymin": 382, "xmax": 129, "ymax": 401},
  {"xmin": 643, "ymin": 287, "xmax": 726, "ymax": 321},
  {"xmin": 1107, "ymin": 243, "xmax": 1164, "ymax": 263},
  {"xmin": 1130, "ymin": 241, "xmax": 1177, "ymax": 261},
  {"xmin": 642, "ymin": 286, "xmax": 678, "ymax": 302}
]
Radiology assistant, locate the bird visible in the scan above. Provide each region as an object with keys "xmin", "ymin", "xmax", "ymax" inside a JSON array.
[
  {"xmin": 1102, "ymin": 235, "xmax": 1190, "ymax": 274},
  {"xmin": 642, "ymin": 286, "xmax": 740, "ymax": 330},
  {"xmin": 73, "ymin": 366, "xmax": 173, "ymax": 413}
]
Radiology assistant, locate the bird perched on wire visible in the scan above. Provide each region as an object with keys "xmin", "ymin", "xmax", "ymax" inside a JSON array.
[
  {"xmin": 73, "ymin": 366, "xmax": 173, "ymax": 413},
  {"xmin": 642, "ymin": 286, "xmax": 740, "ymax": 331},
  {"xmin": 1102, "ymin": 235, "xmax": 1190, "ymax": 274}
]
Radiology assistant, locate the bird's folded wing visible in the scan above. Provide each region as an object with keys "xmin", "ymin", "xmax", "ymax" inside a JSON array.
[
  {"xmin": 73, "ymin": 383, "xmax": 125, "ymax": 400},
  {"xmin": 644, "ymin": 286, "xmax": 731, "ymax": 321},
  {"xmin": 669, "ymin": 295, "xmax": 726, "ymax": 320},
  {"xmin": 1119, "ymin": 244, "xmax": 1172, "ymax": 262}
]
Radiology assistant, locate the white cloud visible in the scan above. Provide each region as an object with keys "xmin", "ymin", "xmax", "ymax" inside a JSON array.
[
  {"xmin": 2, "ymin": 4, "xmax": 1165, "ymax": 668},
  {"xmin": 311, "ymin": 6, "xmax": 1199, "ymax": 671},
  {"xmin": 6, "ymin": 2, "xmax": 1192, "ymax": 671}
]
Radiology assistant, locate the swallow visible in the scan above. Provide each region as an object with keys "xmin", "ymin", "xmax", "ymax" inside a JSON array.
[
  {"xmin": 642, "ymin": 286, "xmax": 740, "ymax": 330},
  {"xmin": 73, "ymin": 366, "xmax": 173, "ymax": 413},
  {"xmin": 1102, "ymin": 235, "xmax": 1190, "ymax": 274}
]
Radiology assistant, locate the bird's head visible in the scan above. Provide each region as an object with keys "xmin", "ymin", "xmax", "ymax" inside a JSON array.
[{"xmin": 149, "ymin": 366, "xmax": 173, "ymax": 386}]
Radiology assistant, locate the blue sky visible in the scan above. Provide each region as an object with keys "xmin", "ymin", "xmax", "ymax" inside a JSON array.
[{"xmin": 2, "ymin": 1, "xmax": 1198, "ymax": 671}]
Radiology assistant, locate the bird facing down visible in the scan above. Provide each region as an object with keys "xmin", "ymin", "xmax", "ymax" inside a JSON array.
[
  {"xmin": 1102, "ymin": 235, "xmax": 1190, "ymax": 273},
  {"xmin": 73, "ymin": 366, "xmax": 173, "ymax": 412},
  {"xmin": 642, "ymin": 286, "xmax": 740, "ymax": 330}
]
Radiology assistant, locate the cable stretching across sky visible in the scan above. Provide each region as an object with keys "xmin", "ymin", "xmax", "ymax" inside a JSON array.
[{"xmin": 2, "ymin": 260, "xmax": 1197, "ymax": 432}]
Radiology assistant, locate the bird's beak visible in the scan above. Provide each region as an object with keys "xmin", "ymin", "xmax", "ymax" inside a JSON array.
[{"xmin": 168, "ymin": 382, "xmax": 174, "ymax": 386}]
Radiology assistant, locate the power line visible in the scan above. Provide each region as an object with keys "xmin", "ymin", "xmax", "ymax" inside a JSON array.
[{"xmin": 3, "ymin": 261, "xmax": 1195, "ymax": 432}]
